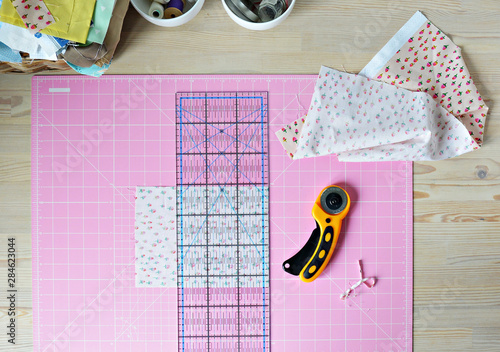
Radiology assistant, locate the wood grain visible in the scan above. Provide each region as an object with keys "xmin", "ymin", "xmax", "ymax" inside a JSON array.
[{"xmin": 0, "ymin": 1, "xmax": 499, "ymax": 351}]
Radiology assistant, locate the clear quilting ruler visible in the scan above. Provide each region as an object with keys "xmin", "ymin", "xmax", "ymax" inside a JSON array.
[{"xmin": 176, "ymin": 92, "xmax": 270, "ymax": 351}]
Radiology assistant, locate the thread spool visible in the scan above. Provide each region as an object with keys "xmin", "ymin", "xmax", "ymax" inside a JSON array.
[
  {"xmin": 148, "ymin": 1, "xmax": 165, "ymax": 18},
  {"xmin": 164, "ymin": 0, "xmax": 185, "ymax": 18},
  {"xmin": 154, "ymin": 0, "xmax": 170, "ymax": 4}
]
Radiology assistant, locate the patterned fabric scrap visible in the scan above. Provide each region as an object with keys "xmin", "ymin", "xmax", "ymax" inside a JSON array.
[
  {"xmin": 277, "ymin": 66, "xmax": 476, "ymax": 161},
  {"xmin": 87, "ymin": 0, "xmax": 115, "ymax": 44},
  {"xmin": 0, "ymin": 0, "xmax": 95, "ymax": 43},
  {"xmin": 277, "ymin": 12, "xmax": 488, "ymax": 162},
  {"xmin": 0, "ymin": 21, "xmax": 63, "ymax": 60},
  {"xmin": 135, "ymin": 186, "xmax": 177, "ymax": 288},
  {"xmin": 361, "ymin": 11, "xmax": 488, "ymax": 148},
  {"xmin": 10, "ymin": 0, "xmax": 55, "ymax": 33}
]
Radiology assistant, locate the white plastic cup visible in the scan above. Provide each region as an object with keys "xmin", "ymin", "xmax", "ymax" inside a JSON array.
[
  {"xmin": 221, "ymin": 0, "xmax": 296, "ymax": 30},
  {"xmin": 131, "ymin": 0, "xmax": 205, "ymax": 27}
]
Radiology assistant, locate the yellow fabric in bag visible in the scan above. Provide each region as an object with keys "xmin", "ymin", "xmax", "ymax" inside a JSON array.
[{"xmin": 0, "ymin": 0, "xmax": 96, "ymax": 44}]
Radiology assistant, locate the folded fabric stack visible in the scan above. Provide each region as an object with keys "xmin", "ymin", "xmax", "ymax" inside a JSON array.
[
  {"xmin": 0, "ymin": 0, "xmax": 129, "ymax": 76},
  {"xmin": 276, "ymin": 12, "xmax": 488, "ymax": 162}
]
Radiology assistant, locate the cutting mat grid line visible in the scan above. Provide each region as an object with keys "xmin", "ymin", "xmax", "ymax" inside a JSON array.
[
  {"xmin": 32, "ymin": 75, "xmax": 412, "ymax": 352},
  {"xmin": 176, "ymin": 92, "xmax": 270, "ymax": 351}
]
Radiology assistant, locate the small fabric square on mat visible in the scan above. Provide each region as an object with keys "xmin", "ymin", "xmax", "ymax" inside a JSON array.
[{"xmin": 135, "ymin": 186, "xmax": 177, "ymax": 288}]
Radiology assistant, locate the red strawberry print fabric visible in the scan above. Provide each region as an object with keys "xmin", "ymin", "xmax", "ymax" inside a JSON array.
[
  {"xmin": 366, "ymin": 12, "xmax": 488, "ymax": 148},
  {"xmin": 277, "ymin": 12, "xmax": 488, "ymax": 162},
  {"xmin": 276, "ymin": 67, "xmax": 477, "ymax": 161},
  {"xmin": 11, "ymin": 0, "xmax": 55, "ymax": 34}
]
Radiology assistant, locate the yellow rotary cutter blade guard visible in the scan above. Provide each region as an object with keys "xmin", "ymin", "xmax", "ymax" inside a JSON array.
[{"xmin": 283, "ymin": 186, "xmax": 351, "ymax": 283}]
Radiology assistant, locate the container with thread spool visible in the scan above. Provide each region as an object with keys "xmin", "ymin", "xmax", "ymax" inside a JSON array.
[
  {"xmin": 222, "ymin": 0, "xmax": 295, "ymax": 30},
  {"xmin": 131, "ymin": 0, "xmax": 204, "ymax": 26}
]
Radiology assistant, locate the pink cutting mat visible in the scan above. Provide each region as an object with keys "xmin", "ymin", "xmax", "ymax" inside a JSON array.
[{"xmin": 32, "ymin": 75, "xmax": 413, "ymax": 352}]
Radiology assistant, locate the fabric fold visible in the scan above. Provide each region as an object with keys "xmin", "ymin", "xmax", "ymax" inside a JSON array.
[{"xmin": 276, "ymin": 66, "xmax": 477, "ymax": 161}]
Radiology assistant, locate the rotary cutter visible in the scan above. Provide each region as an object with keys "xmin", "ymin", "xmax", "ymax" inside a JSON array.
[{"xmin": 283, "ymin": 186, "xmax": 351, "ymax": 283}]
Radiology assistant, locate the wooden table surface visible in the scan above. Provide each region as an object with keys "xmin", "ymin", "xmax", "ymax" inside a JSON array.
[{"xmin": 1, "ymin": 1, "xmax": 499, "ymax": 351}]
